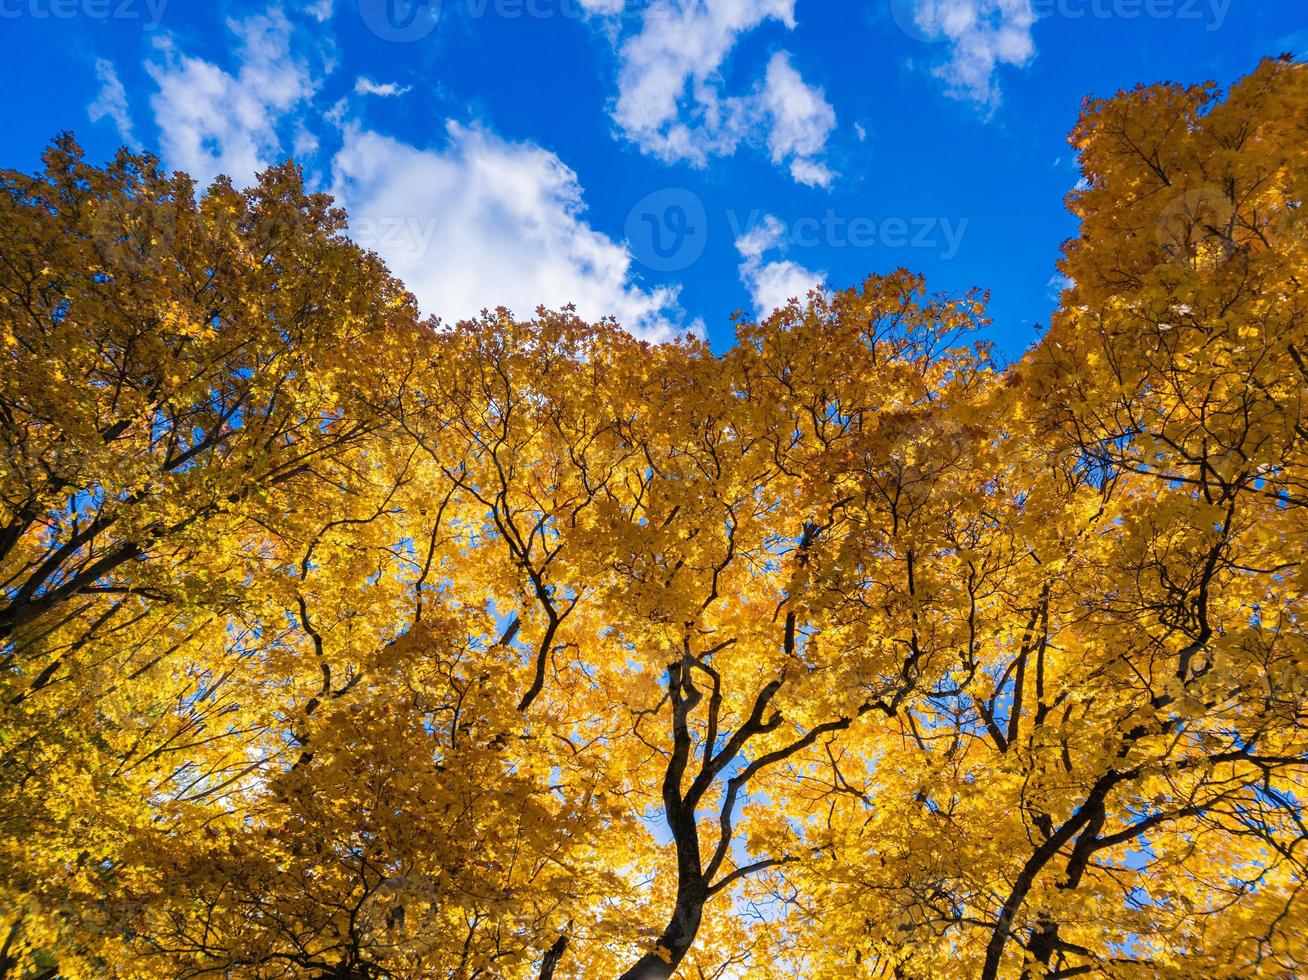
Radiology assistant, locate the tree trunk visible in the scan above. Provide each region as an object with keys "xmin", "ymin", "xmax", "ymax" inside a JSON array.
[{"xmin": 616, "ymin": 888, "xmax": 706, "ymax": 980}]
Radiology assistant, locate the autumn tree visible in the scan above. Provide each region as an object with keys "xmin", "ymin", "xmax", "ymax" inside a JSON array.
[
  {"xmin": 1, "ymin": 58, "xmax": 1304, "ymax": 980},
  {"xmin": 388, "ymin": 279, "xmax": 991, "ymax": 978},
  {"xmin": 788, "ymin": 56, "xmax": 1307, "ymax": 980},
  {"xmin": 0, "ymin": 137, "xmax": 421, "ymax": 977}
]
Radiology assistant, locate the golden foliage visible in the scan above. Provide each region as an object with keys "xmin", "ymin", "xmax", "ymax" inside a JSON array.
[{"xmin": 0, "ymin": 59, "xmax": 1304, "ymax": 979}]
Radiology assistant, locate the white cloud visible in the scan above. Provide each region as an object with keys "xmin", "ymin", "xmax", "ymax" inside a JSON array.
[
  {"xmin": 308, "ymin": 0, "xmax": 335, "ymax": 21},
  {"xmin": 112, "ymin": 3, "xmax": 696, "ymax": 340},
  {"xmin": 355, "ymin": 77, "xmax": 412, "ymax": 97},
  {"xmin": 599, "ymin": 0, "xmax": 837, "ymax": 184},
  {"xmin": 146, "ymin": 10, "xmax": 316, "ymax": 187},
  {"xmin": 758, "ymin": 52, "xmax": 836, "ymax": 187},
  {"xmin": 904, "ymin": 0, "xmax": 1036, "ymax": 107},
  {"xmin": 734, "ymin": 213, "xmax": 788, "ymax": 262},
  {"xmin": 610, "ymin": 0, "xmax": 793, "ymax": 163},
  {"xmin": 88, "ymin": 59, "xmax": 136, "ymax": 146},
  {"xmin": 734, "ymin": 214, "xmax": 825, "ymax": 318},
  {"xmin": 292, "ymin": 122, "xmax": 320, "ymax": 158},
  {"xmin": 331, "ymin": 123, "xmax": 696, "ymax": 341}
]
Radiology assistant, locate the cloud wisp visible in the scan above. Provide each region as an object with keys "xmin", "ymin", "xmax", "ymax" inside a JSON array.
[
  {"xmin": 597, "ymin": 0, "xmax": 839, "ymax": 186},
  {"xmin": 734, "ymin": 213, "xmax": 826, "ymax": 318}
]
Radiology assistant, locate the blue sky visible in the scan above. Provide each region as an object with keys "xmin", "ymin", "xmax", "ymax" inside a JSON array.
[{"xmin": 3, "ymin": 0, "xmax": 1304, "ymax": 356}]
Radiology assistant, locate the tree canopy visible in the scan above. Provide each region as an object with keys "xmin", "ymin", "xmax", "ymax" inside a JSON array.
[{"xmin": 1, "ymin": 57, "xmax": 1304, "ymax": 980}]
